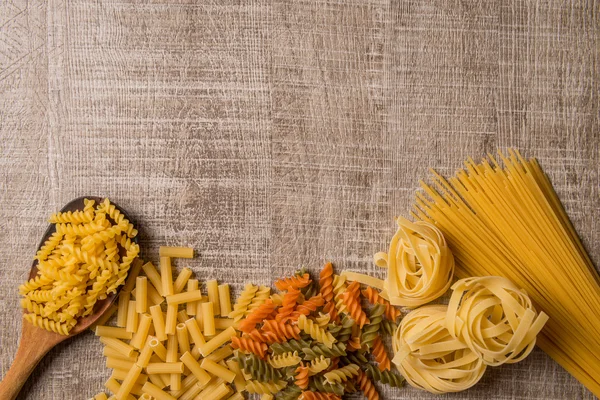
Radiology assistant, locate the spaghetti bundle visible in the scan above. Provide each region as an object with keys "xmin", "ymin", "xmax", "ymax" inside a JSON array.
[{"xmin": 413, "ymin": 149, "xmax": 600, "ymax": 396}]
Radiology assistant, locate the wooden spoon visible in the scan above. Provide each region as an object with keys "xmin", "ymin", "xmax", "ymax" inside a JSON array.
[{"xmin": 0, "ymin": 197, "xmax": 137, "ymax": 400}]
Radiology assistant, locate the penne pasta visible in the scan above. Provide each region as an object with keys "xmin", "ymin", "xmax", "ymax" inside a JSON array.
[
  {"xmin": 116, "ymin": 292, "xmax": 130, "ymax": 328},
  {"xmin": 106, "ymin": 357, "xmax": 135, "ymax": 371},
  {"xmin": 100, "ymin": 337, "xmax": 136, "ymax": 358},
  {"xmin": 184, "ymin": 318, "xmax": 206, "ymax": 346},
  {"xmin": 125, "ymin": 300, "xmax": 138, "ymax": 334},
  {"xmin": 159, "ymin": 246, "xmax": 194, "ymax": 259},
  {"xmin": 149, "ymin": 304, "xmax": 167, "ymax": 341},
  {"xmin": 218, "ymin": 284, "xmax": 232, "ymax": 317},
  {"xmin": 147, "ymin": 281, "xmax": 164, "ymax": 306},
  {"xmin": 225, "ymin": 359, "xmax": 246, "ymax": 391},
  {"xmin": 177, "ymin": 309, "xmax": 190, "ymax": 324},
  {"xmin": 206, "ymin": 280, "xmax": 220, "ymax": 316},
  {"xmin": 169, "ymin": 374, "xmax": 198, "ymax": 398},
  {"xmin": 198, "ymin": 326, "xmax": 236, "ymax": 357},
  {"xmin": 121, "ymin": 258, "xmax": 144, "ymax": 294},
  {"xmin": 135, "ymin": 277, "xmax": 148, "ymax": 313},
  {"xmin": 160, "ymin": 257, "xmax": 173, "ymax": 296},
  {"xmin": 116, "ymin": 364, "xmax": 142, "ymax": 400},
  {"xmin": 165, "ymin": 304, "xmax": 178, "ymax": 335},
  {"xmin": 173, "ymin": 267, "xmax": 193, "ymax": 294},
  {"xmin": 202, "ymin": 302, "xmax": 216, "ymax": 337},
  {"xmin": 200, "ymin": 358, "xmax": 236, "ymax": 383},
  {"xmin": 166, "ymin": 290, "xmax": 202, "ymax": 306},
  {"xmin": 102, "ymin": 346, "xmax": 137, "ymax": 362},
  {"xmin": 148, "ymin": 337, "xmax": 167, "ymax": 361},
  {"xmin": 186, "ymin": 279, "xmax": 199, "ymax": 316},
  {"xmin": 166, "ymin": 334, "xmax": 180, "ymax": 390},
  {"xmin": 136, "ymin": 336, "xmax": 154, "ymax": 368},
  {"xmin": 145, "ymin": 362, "xmax": 184, "ymax": 375},
  {"xmin": 95, "ymin": 326, "xmax": 132, "ymax": 340},
  {"xmin": 130, "ymin": 314, "xmax": 152, "ymax": 350},
  {"xmin": 141, "ymin": 262, "xmax": 163, "ymax": 297},
  {"xmin": 104, "ymin": 378, "xmax": 135, "ymax": 400},
  {"xmin": 141, "ymin": 381, "xmax": 176, "ymax": 400},
  {"xmin": 180, "ymin": 351, "xmax": 212, "ymax": 386},
  {"xmin": 176, "ymin": 323, "xmax": 191, "ymax": 354},
  {"xmin": 214, "ymin": 318, "xmax": 235, "ymax": 330}
]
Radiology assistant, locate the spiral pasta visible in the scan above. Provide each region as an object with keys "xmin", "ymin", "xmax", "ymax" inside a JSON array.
[
  {"xmin": 319, "ymin": 262, "xmax": 335, "ymax": 302},
  {"xmin": 361, "ymin": 287, "xmax": 401, "ymax": 321},
  {"xmin": 246, "ymin": 285, "xmax": 271, "ymax": 315},
  {"xmin": 291, "ymin": 294, "xmax": 324, "ymax": 320},
  {"xmin": 238, "ymin": 299, "xmax": 277, "ymax": 333},
  {"xmin": 315, "ymin": 313, "xmax": 331, "ymax": 328},
  {"xmin": 229, "ymin": 283, "xmax": 258, "ymax": 322},
  {"xmin": 295, "ymin": 365, "xmax": 310, "ymax": 389},
  {"xmin": 302, "ymin": 342, "xmax": 347, "ymax": 360},
  {"xmin": 364, "ymin": 363, "xmax": 404, "ymax": 387},
  {"xmin": 340, "ymin": 282, "xmax": 369, "ymax": 329},
  {"xmin": 323, "ymin": 364, "xmax": 360, "ymax": 384},
  {"xmin": 275, "ymin": 274, "xmax": 311, "ymax": 291},
  {"xmin": 361, "ymin": 304, "xmax": 385, "ymax": 350},
  {"xmin": 20, "ymin": 198, "xmax": 139, "ymax": 335},
  {"xmin": 299, "ymin": 392, "xmax": 341, "ymax": 400},
  {"xmin": 446, "ymin": 276, "xmax": 549, "ymax": 366},
  {"xmin": 307, "ymin": 355, "xmax": 331, "ymax": 375},
  {"xmin": 392, "ymin": 305, "xmax": 486, "ymax": 394},
  {"xmin": 238, "ymin": 353, "xmax": 282, "ymax": 382},
  {"xmin": 276, "ymin": 287, "xmax": 301, "ymax": 322},
  {"xmin": 261, "ymin": 319, "xmax": 301, "ymax": 343},
  {"xmin": 377, "ymin": 217, "xmax": 454, "ymax": 307},
  {"xmin": 245, "ymin": 380, "xmax": 287, "ymax": 394},
  {"xmin": 268, "ymin": 351, "xmax": 302, "ymax": 368},
  {"xmin": 297, "ymin": 315, "xmax": 337, "ymax": 349},
  {"xmin": 357, "ymin": 371, "xmax": 379, "ymax": 400},
  {"xmin": 231, "ymin": 336, "xmax": 268, "ymax": 359}
]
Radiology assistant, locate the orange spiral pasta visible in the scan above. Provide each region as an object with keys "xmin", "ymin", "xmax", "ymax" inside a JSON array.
[
  {"xmin": 322, "ymin": 301, "xmax": 339, "ymax": 323},
  {"xmin": 319, "ymin": 262, "xmax": 335, "ymax": 302},
  {"xmin": 361, "ymin": 287, "xmax": 401, "ymax": 321},
  {"xmin": 299, "ymin": 392, "xmax": 341, "ymax": 400},
  {"xmin": 328, "ymin": 357, "xmax": 340, "ymax": 371},
  {"xmin": 341, "ymin": 282, "xmax": 369, "ymax": 328},
  {"xmin": 276, "ymin": 287, "xmax": 301, "ymax": 322},
  {"xmin": 371, "ymin": 337, "xmax": 391, "ymax": 371},
  {"xmin": 357, "ymin": 370, "xmax": 380, "ymax": 400},
  {"xmin": 261, "ymin": 319, "xmax": 301, "ymax": 343},
  {"xmin": 231, "ymin": 336, "xmax": 268, "ymax": 359},
  {"xmin": 238, "ymin": 299, "xmax": 277, "ymax": 333},
  {"xmin": 347, "ymin": 325, "xmax": 362, "ymax": 352},
  {"xmin": 295, "ymin": 365, "xmax": 310, "ymax": 389},
  {"xmin": 247, "ymin": 328, "xmax": 271, "ymax": 343},
  {"xmin": 275, "ymin": 274, "xmax": 311, "ymax": 291},
  {"xmin": 291, "ymin": 294, "xmax": 324, "ymax": 319}
]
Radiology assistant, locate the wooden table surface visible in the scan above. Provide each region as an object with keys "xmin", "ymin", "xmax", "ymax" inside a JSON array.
[{"xmin": 1, "ymin": 1, "xmax": 598, "ymax": 399}]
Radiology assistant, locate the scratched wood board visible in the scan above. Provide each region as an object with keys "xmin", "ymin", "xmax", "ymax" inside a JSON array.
[{"xmin": 0, "ymin": 0, "xmax": 598, "ymax": 398}]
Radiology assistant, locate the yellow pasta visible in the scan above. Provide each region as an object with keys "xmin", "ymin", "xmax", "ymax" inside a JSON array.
[
  {"xmin": 104, "ymin": 378, "xmax": 135, "ymax": 400},
  {"xmin": 149, "ymin": 337, "xmax": 167, "ymax": 361},
  {"xmin": 202, "ymin": 382, "xmax": 232, "ymax": 400},
  {"xmin": 297, "ymin": 314, "xmax": 336, "ymax": 349},
  {"xmin": 106, "ymin": 357, "xmax": 135, "ymax": 371},
  {"xmin": 110, "ymin": 369, "xmax": 147, "ymax": 385},
  {"xmin": 227, "ymin": 393, "xmax": 244, "ymax": 400},
  {"xmin": 142, "ymin": 262, "xmax": 163, "ymax": 297},
  {"xmin": 147, "ymin": 281, "xmax": 164, "ymax": 306},
  {"xmin": 176, "ymin": 323, "xmax": 191, "ymax": 354},
  {"xmin": 145, "ymin": 362, "xmax": 185, "ymax": 375},
  {"xmin": 228, "ymin": 283, "xmax": 258, "ymax": 322},
  {"xmin": 91, "ymin": 304, "xmax": 118, "ymax": 331},
  {"xmin": 206, "ymin": 345, "xmax": 233, "ymax": 363},
  {"xmin": 165, "ymin": 304, "xmax": 178, "ymax": 335},
  {"xmin": 323, "ymin": 364, "xmax": 360, "ymax": 384},
  {"xmin": 184, "ymin": 317, "xmax": 206, "ymax": 346},
  {"xmin": 125, "ymin": 300, "xmax": 138, "ymax": 334},
  {"xmin": 141, "ymin": 381, "xmax": 176, "ymax": 400},
  {"xmin": 180, "ymin": 351, "xmax": 212, "ymax": 386},
  {"xmin": 160, "ymin": 257, "xmax": 174, "ymax": 296},
  {"xmin": 206, "ymin": 280, "xmax": 221, "ymax": 316},
  {"xmin": 100, "ymin": 337, "xmax": 136, "ymax": 358},
  {"xmin": 225, "ymin": 359, "xmax": 246, "ymax": 391},
  {"xmin": 102, "ymin": 347, "xmax": 137, "ymax": 361},
  {"xmin": 117, "ymin": 292, "xmax": 130, "ymax": 328},
  {"xmin": 136, "ymin": 337, "xmax": 154, "ymax": 368},
  {"xmin": 169, "ymin": 374, "xmax": 199, "ymax": 398},
  {"xmin": 340, "ymin": 271, "xmax": 385, "ymax": 291},
  {"xmin": 93, "ymin": 393, "xmax": 108, "ymax": 400},
  {"xmin": 199, "ymin": 326, "xmax": 236, "ymax": 357},
  {"xmin": 200, "ymin": 358, "xmax": 236, "ymax": 383},
  {"xmin": 173, "ymin": 267, "xmax": 193, "ymax": 294},
  {"xmin": 202, "ymin": 302, "xmax": 216, "ymax": 336},
  {"xmin": 95, "ymin": 326, "xmax": 132, "ymax": 340},
  {"xmin": 147, "ymin": 373, "xmax": 167, "ymax": 389},
  {"xmin": 166, "ymin": 290, "xmax": 202, "ymax": 306},
  {"xmin": 178, "ymin": 381, "xmax": 205, "ymax": 400},
  {"xmin": 131, "ymin": 314, "xmax": 152, "ymax": 350},
  {"xmin": 149, "ymin": 304, "xmax": 167, "ymax": 341},
  {"xmin": 218, "ymin": 284, "xmax": 232, "ymax": 317},
  {"xmin": 177, "ymin": 309, "xmax": 191, "ymax": 324},
  {"xmin": 186, "ymin": 279, "xmax": 199, "ymax": 316},
  {"xmin": 214, "ymin": 318, "xmax": 235, "ymax": 330},
  {"xmin": 116, "ymin": 364, "xmax": 142, "ymax": 400},
  {"xmin": 136, "ymin": 277, "xmax": 148, "ymax": 313},
  {"xmin": 244, "ymin": 380, "xmax": 287, "ymax": 394},
  {"xmin": 159, "ymin": 246, "xmax": 194, "ymax": 259},
  {"xmin": 268, "ymin": 352, "xmax": 302, "ymax": 369}
]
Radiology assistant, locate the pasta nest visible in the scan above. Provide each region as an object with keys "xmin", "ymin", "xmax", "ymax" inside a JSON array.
[
  {"xmin": 377, "ymin": 217, "xmax": 454, "ymax": 307},
  {"xmin": 446, "ymin": 276, "xmax": 549, "ymax": 366},
  {"xmin": 392, "ymin": 305, "xmax": 486, "ymax": 394}
]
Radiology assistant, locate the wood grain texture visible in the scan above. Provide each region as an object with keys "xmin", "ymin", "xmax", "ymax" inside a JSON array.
[{"xmin": 0, "ymin": 0, "xmax": 598, "ymax": 398}]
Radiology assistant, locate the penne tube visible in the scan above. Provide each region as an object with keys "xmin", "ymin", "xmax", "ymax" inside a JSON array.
[
  {"xmin": 145, "ymin": 362, "xmax": 185, "ymax": 375},
  {"xmin": 179, "ymin": 351, "xmax": 212, "ymax": 387},
  {"xmin": 106, "ymin": 357, "xmax": 135, "ymax": 371},
  {"xmin": 227, "ymin": 393, "xmax": 244, "ymax": 400},
  {"xmin": 169, "ymin": 374, "xmax": 198, "ymax": 398},
  {"xmin": 160, "ymin": 257, "xmax": 173, "ymax": 296},
  {"xmin": 186, "ymin": 279, "xmax": 199, "ymax": 315},
  {"xmin": 149, "ymin": 337, "xmax": 167, "ymax": 361},
  {"xmin": 149, "ymin": 304, "xmax": 167, "ymax": 341},
  {"xmin": 176, "ymin": 323, "xmax": 190, "ymax": 354},
  {"xmin": 165, "ymin": 304, "xmax": 178, "ymax": 335},
  {"xmin": 141, "ymin": 381, "xmax": 176, "ymax": 400},
  {"xmin": 214, "ymin": 318, "xmax": 235, "ymax": 330},
  {"xmin": 173, "ymin": 267, "xmax": 193, "ymax": 294},
  {"xmin": 147, "ymin": 373, "xmax": 167, "ymax": 389},
  {"xmin": 142, "ymin": 262, "xmax": 163, "ymax": 297},
  {"xmin": 202, "ymin": 382, "xmax": 231, "ymax": 400},
  {"xmin": 178, "ymin": 381, "xmax": 204, "ymax": 400},
  {"xmin": 103, "ymin": 346, "xmax": 138, "ymax": 361},
  {"xmin": 139, "ymin": 394, "xmax": 152, "ymax": 400},
  {"xmin": 206, "ymin": 345, "xmax": 233, "ymax": 363},
  {"xmin": 200, "ymin": 358, "xmax": 236, "ymax": 383},
  {"xmin": 100, "ymin": 337, "xmax": 136, "ymax": 358},
  {"xmin": 104, "ymin": 378, "xmax": 135, "ymax": 400},
  {"xmin": 130, "ymin": 314, "xmax": 152, "ymax": 350},
  {"xmin": 195, "ymin": 300, "xmax": 204, "ymax": 331},
  {"xmin": 198, "ymin": 326, "xmax": 236, "ymax": 357},
  {"xmin": 147, "ymin": 281, "xmax": 164, "ymax": 306},
  {"xmin": 125, "ymin": 300, "xmax": 138, "ymax": 334},
  {"xmin": 206, "ymin": 280, "xmax": 220, "ymax": 316},
  {"xmin": 117, "ymin": 292, "xmax": 130, "ymax": 328},
  {"xmin": 110, "ymin": 369, "xmax": 147, "ymax": 385},
  {"xmin": 136, "ymin": 336, "xmax": 154, "ymax": 368},
  {"xmin": 136, "ymin": 277, "xmax": 148, "ymax": 313},
  {"xmin": 96, "ymin": 326, "xmax": 132, "ymax": 340},
  {"xmin": 166, "ymin": 334, "xmax": 180, "ymax": 390},
  {"xmin": 202, "ymin": 302, "xmax": 216, "ymax": 336},
  {"xmin": 225, "ymin": 359, "xmax": 246, "ymax": 391},
  {"xmin": 177, "ymin": 309, "xmax": 190, "ymax": 324},
  {"xmin": 159, "ymin": 246, "xmax": 194, "ymax": 259},
  {"xmin": 121, "ymin": 258, "xmax": 144, "ymax": 293},
  {"xmin": 184, "ymin": 318, "xmax": 206, "ymax": 346},
  {"xmin": 166, "ymin": 290, "xmax": 202, "ymax": 306},
  {"xmin": 218, "ymin": 284, "xmax": 232, "ymax": 317},
  {"xmin": 94, "ymin": 393, "xmax": 109, "ymax": 400},
  {"xmin": 116, "ymin": 364, "xmax": 142, "ymax": 400}
]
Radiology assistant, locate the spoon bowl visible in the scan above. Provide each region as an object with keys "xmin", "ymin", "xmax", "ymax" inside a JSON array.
[{"xmin": 0, "ymin": 197, "xmax": 138, "ymax": 400}]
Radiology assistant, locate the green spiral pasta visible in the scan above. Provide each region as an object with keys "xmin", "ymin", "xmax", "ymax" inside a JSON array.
[
  {"xmin": 361, "ymin": 303, "xmax": 385, "ymax": 349},
  {"xmin": 328, "ymin": 315, "xmax": 354, "ymax": 342},
  {"xmin": 270, "ymin": 339, "xmax": 311, "ymax": 355},
  {"xmin": 339, "ymin": 351, "xmax": 368, "ymax": 366},
  {"xmin": 309, "ymin": 376, "xmax": 345, "ymax": 396},
  {"xmin": 238, "ymin": 353, "xmax": 282, "ymax": 382},
  {"xmin": 302, "ymin": 342, "xmax": 347, "ymax": 360},
  {"xmin": 276, "ymin": 384, "xmax": 302, "ymax": 400},
  {"xmin": 381, "ymin": 318, "xmax": 397, "ymax": 336},
  {"xmin": 364, "ymin": 363, "xmax": 405, "ymax": 387}
]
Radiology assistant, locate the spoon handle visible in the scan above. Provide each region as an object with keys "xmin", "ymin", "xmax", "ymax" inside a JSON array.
[{"xmin": 0, "ymin": 317, "xmax": 65, "ymax": 400}]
